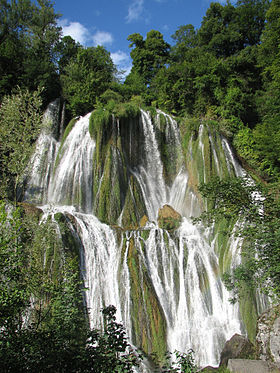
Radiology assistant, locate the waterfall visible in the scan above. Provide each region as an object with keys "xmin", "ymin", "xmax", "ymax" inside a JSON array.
[{"xmin": 25, "ymin": 105, "xmax": 247, "ymax": 368}]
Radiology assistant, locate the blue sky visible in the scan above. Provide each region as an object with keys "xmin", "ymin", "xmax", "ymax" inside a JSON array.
[{"xmin": 54, "ymin": 0, "xmax": 230, "ymax": 75}]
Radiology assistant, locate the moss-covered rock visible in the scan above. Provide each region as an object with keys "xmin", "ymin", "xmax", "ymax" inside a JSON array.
[
  {"xmin": 18, "ymin": 202, "xmax": 43, "ymax": 219},
  {"xmin": 140, "ymin": 215, "xmax": 149, "ymax": 228},
  {"xmin": 121, "ymin": 176, "xmax": 147, "ymax": 230},
  {"xmin": 54, "ymin": 212, "xmax": 81, "ymax": 258},
  {"xmin": 126, "ymin": 235, "xmax": 167, "ymax": 361},
  {"xmin": 157, "ymin": 204, "xmax": 182, "ymax": 230}
]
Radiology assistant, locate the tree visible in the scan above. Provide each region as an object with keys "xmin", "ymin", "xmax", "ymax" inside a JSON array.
[
  {"xmin": 236, "ymin": 0, "xmax": 270, "ymax": 47},
  {"xmin": 21, "ymin": 0, "xmax": 62, "ymax": 104},
  {"xmin": 0, "ymin": 0, "xmax": 61, "ymax": 103},
  {"xmin": 0, "ymin": 0, "xmax": 34, "ymax": 45},
  {"xmin": 198, "ymin": 0, "xmax": 269, "ymax": 57},
  {"xmin": 127, "ymin": 30, "xmax": 170, "ymax": 88},
  {"xmin": 198, "ymin": 1, "xmax": 240, "ymax": 57},
  {"xmin": 55, "ymin": 35, "xmax": 81, "ymax": 75},
  {"xmin": 0, "ymin": 87, "xmax": 43, "ymax": 200},
  {"xmin": 171, "ymin": 24, "xmax": 198, "ymax": 61},
  {"xmin": 61, "ymin": 46, "xmax": 115, "ymax": 116}
]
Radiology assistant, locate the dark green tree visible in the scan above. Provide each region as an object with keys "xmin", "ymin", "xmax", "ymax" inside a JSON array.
[
  {"xmin": 55, "ymin": 35, "xmax": 81, "ymax": 75},
  {"xmin": 126, "ymin": 30, "xmax": 170, "ymax": 91},
  {"xmin": 0, "ymin": 87, "xmax": 43, "ymax": 200},
  {"xmin": 61, "ymin": 46, "xmax": 115, "ymax": 116},
  {"xmin": 21, "ymin": 0, "xmax": 62, "ymax": 104},
  {"xmin": 0, "ymin": 0, "xmax": 61, "ymax": 103}
]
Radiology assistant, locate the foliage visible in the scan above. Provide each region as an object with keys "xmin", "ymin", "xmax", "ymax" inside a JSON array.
[
  {"xmin": 89, "ymin": 98, "xmax": 141, "ymax": 140},
  {"xmin": 127, "ymin": 30, "xmax": 170, "ymax": 87},
  {"xmin": 83, "ymin": 305, "xmax": 142, "ymax": 372},
  {"xmin": 61, "ymin": 46, "xmax": 115, "ymax": 116},
  {"xmin": 0, "ymin": 87, "xmax": 43, "ymax": 200},
  {"xmin": 0, "ymin": 0, "xmax": 61, "ymax": 104},
  {"xmin": 0, "ymin": 201, "xmax": 141, "ymax": 372},
  {"xmin": 161, "ymin": 349, "xmax": 198, "ymax": 373},
  {"xmin": 55, "ymin": 35, "xmax": 81, "ymax": 75},
  {"xmin": 125, "ymin": 29, "xmax": 170, "ymax": 104},
  {"xmin": 196, "ymin": 177, "xmax": 280, "ymax": 302}
]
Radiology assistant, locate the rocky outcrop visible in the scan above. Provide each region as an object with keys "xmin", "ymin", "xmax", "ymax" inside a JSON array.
[
  {"xmin": 18, "ymin": 202, "xmax": 43, "ymax": 219},
  {"xmin": 256, "ymin": 305, "xmax": 280, "ymax": 363},
  {"xmin": 157, "ymin": 204, "xmax": 181, "ymax": 230},
  {"xmin": 219, "ymin": 334, "xmax": 255, "ymax": 367},
  {"xmin": 227, "ymin": 359, "xmax": 280, "ymax": 373}
]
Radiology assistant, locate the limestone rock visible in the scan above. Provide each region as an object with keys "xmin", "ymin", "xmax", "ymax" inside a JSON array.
[
  {"xmin": 157, "ymin": 204, "xmax": 181, "ymax": 230},
  {"xmin": 227, "ymin": 359, "xmax": 280, "ymax": 373},
  {"xmin": 219, "ymin": 334, "xmax": 255, "ymax": 367},
  {"xmin": 140, "ymin": 215, "xmax": 149, "ymax": 228},
  {"xmin": 256, "ymin": 304, "xmax": 280, "ymax": 363}
]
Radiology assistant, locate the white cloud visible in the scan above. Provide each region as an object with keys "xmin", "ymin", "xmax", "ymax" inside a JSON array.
[
  {"xmin": 111, "ymin": 50, "xmax": 132, "ymax": 78},
  {"xmin": 59, "ymin": 20, "xmax": 90, "ymax": 45},
  {"xmin": 93, "ymin": 31, "xmax": 114, "ymax": 46},
  {"xmin": 126, "ymin": 0, "xmax": 144, "ymax": 23}
]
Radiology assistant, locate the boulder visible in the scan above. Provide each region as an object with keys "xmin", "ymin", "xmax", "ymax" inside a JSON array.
[
  {"xmin": 18, "ymin": 202, "xmax": 43, "ymax": 218},
  {"xmin": 227, "ymin": 359, "xmax": 280, "ymax": 373},
  {"xmin": 157, "ymin": 204, "xmax": 181, "ymax": 230},
  {"xmin": 140, "ymin": 215, "xmax": 149, "ymax": 228},
  {"xmin": 256, "ymin": 304, "xmax": 280, "ymax": 363},
  {"xmin": 219, "ymin": 334, "xmax": 255, "ymax": 367}
]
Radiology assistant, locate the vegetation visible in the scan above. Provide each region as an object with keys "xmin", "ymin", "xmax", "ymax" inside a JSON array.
[
  {"xmin": 0, "ymin": 202, "xmax": 142, "ymax": 372},
  {"xmin": 89, "ymin": 96, "xmax": 141, "ymax": 140},
  {"xmin": 0, "ymin": 87, "xmax": 43, "ymax": 200},
  {"xmin": 196, "ymin": 177, "xmax": 280, "ymax": 303},
  {"xmin": 1, "ymin": 0, "xmax": 280, "ymax": 370}
]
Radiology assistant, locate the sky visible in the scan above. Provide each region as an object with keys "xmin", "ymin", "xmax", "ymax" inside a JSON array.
[{"xmin": 54, "ymin": 0, "xmax": 230, "ymax": 76}]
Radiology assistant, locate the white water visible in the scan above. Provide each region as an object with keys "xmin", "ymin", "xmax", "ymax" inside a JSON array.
[{"xmin": 25, "ymin": 108, "xmax": 244, "ymax": 368}]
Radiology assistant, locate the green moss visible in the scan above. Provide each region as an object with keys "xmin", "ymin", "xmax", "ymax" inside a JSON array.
[
  {"xmin": 239, "ymin": 287, "xmax": 258, "ymax": 342},
  {"xmin": 127, "ymin": 236, "xmax": 167, "ymax": 361},
  {"xmin": 54, "ymin": 212, "xmax": 80, "ymax": 258},
  {"xmin": 89, "ymin": 99, "xmax": 140, "ymax": 142},
  {"xmin": 121, "ymin": 176, "xmax": 146, "ymax": 230},
  {"xmin": 140, "ymin": 229, "xmax": 150, "ymax": 241},
  {"xmin": 89, "ymin": 106, "xmax": 112, "ymax": 140}
]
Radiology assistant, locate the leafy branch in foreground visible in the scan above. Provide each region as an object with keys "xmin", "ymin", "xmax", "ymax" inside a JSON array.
[
  {"xmin": 196, "ymin": 177, "xmax": 280, "ymax": 302},
  {"xmin": 161, "ymin": 349, "xmax": 198, "ymax": 373}
]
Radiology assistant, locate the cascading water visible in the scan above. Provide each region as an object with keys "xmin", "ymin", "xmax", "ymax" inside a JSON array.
[{"xmin": 25, "ymin": 103, "xmax": 248, "ymax": 369}]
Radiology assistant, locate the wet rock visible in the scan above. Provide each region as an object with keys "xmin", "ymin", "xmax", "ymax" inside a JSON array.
[
  {"xmin": 219, "ymin": 333, "xmax": 255, "ymax": 367},
  {"xmin": 157, "ymin": 204, "xmax": 181, "ymax": 230},
  {"xmin": 256, "ymin": 304, "xmax": 280, "ymax": 363}
]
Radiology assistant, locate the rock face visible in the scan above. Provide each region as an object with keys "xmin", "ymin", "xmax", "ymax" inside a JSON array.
[
  {"xmin": 256, "ymin": 305, "xmax": 280, "ymax": 363},
  {"xmin": 157, "ymin": 204, "xmax": 181, "ymax": 230},
  {"xmin": 227, "ymin": 359, "xmax": 280, "ymax": 373},
  {"xmin": 219, "ymin": 334, "xmax": 255, "ymax": 367}
]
